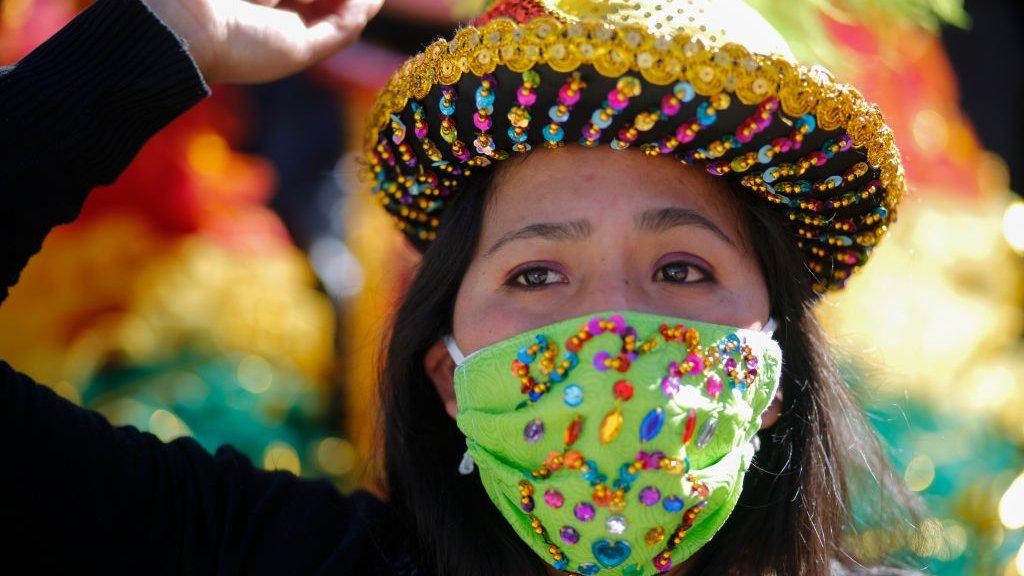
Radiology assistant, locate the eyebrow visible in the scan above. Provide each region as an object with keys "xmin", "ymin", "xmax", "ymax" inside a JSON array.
[
  {"xmin": 634, "ymin": 207, "xmax": 736, "ymax": 248},
  {"xmin": 484, "ymin": 219, "xmax": 592, "ymax": 257},
  {"xmin": 483, "ymin": 206, "xmax": 736, "ymax": 257}
]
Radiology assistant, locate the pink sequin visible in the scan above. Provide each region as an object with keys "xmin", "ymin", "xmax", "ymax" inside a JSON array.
[
  {"xmin": 706, "ymin": 375, "xmax": 723, "ymax": 397},
  {"xmin": 661, "ymin": 94, "xmax": 681, "ymax": 116},
  {"xmin": 685, "ymin": 353, "xmax": 704, "ymax": 375},
  {"xmin": 558, "ymin": 84, "xmax": 582, "ymax": 106},
  {"xmin": 517, "ymin": 86, "xmax": 537, "ymax": 106},
  {"xmin": 544, "ymin": 489, "xmax": 565, "ymax": 508}
]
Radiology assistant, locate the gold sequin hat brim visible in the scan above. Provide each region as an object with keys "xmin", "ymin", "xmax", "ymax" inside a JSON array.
[{"xmin": 362, "ymin": 0, "xmax": 905, "ymax": 293}]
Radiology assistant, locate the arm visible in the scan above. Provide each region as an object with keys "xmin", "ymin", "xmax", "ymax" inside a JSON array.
[
  {"xmin": 1, "ymin": 361, "xmax": 395, "ymax": 574},
  {"xmin": 1, "ymin": 0, "xmax": 382, "ymax": 304},
  {"xmin": 1, "ymin": 0, "xmax": 382, "ymax": 572},
  {"xmin": 0, "ymin": 0, "xmax": 208, "ymax": 570},
  {"xmin": 0, "ymin": 0, "xmax": 210, "ymax": 305}
]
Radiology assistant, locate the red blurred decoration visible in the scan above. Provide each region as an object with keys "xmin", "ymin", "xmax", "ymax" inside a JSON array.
[
  {"xmin": 824, "ymin": 14, "xmax": 986, "ymax": 200},
  {"xmin": 474, "ymin": 0, "xmax": 549, "ymax": 26}
]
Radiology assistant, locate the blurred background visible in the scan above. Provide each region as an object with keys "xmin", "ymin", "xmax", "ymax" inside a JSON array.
[{"xmin": 1, "ymin": 0, "xmax": 1022, "ymax": 573}]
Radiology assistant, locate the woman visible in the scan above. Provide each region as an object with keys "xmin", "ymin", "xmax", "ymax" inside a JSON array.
[{"xmin": 1, "ymin": 0, "xmax": 921, "ymax": 574}]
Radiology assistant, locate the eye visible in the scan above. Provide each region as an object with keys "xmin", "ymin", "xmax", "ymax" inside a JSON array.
[
  {"xmin": 655, "ymin": 261, "xmax": 712, "ymax": 284},
  {"xmin": 507, "ymin": 265, "xmax": 568, "ymax": 289}
]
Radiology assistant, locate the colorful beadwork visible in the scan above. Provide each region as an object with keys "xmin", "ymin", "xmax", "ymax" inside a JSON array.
[
  {"xmin": 580, "ymin": 76, "xmax": 643, "ymax": 147},
  {"xmin": 472, "ymin": 74, "xmax": 510, "ymax": 163},
  {"xmin": 438, "ymin": 86, "xmax": 470, "ymax": 162},
  {"xmin": 366, "ymin": 0, "xmax": 906, "ymax": 294},
  {"xmin": 524, "ymin": 314, "xmax": 762, "ymax": 501},
  {"xmin": 512, "ymin": 313, "xmax": 765, "ymax": 569},
  {"xmin": 459, "ymin": 309, "xmax": 780, "ymax": 574},
  {"xmin": 615, "ymin": 81, "xmax": 696, "ymax": 151},
  {"xmin": 518, "ymin": 479, "xmax": 571, "ymax": 568},
  {"xmin": 508, "ymin": 69, "xmax": 541, "ymax": 152},
  {"xmin": 544, "ymin": 71, "xmax": 587, "ymax": 148}
]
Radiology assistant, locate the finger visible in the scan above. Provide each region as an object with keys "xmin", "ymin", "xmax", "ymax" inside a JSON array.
[
  {"xmin": 247, "ymin": 0, "xmax": 282, "ymax": 6},
  {"xmin": 300, "ymin": 0, "xmax": 382, "ymax": 61}
]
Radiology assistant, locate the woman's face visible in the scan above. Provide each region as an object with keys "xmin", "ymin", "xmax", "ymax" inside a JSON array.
[
  {"xmin": 425, "ymin": 145, "xmax": 776, "ymax": 425},
  {"xmin": 452, "ymin": 145, "xmax": 771, "ymax": 353}
]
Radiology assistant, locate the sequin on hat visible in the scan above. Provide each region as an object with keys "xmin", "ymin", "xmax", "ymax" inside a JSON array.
[{"xmin": 362, "ymin": 0, "xmax": 905, "ymax": 293}]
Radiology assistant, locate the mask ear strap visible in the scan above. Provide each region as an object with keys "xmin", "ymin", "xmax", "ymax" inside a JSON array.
[
  {"xmin": 444, "ymin": 334, "xmax": 466, "ymax": 366},
  {"xmin": 762, "ymin": 317, "xmax": 778, "ymax": 336}
]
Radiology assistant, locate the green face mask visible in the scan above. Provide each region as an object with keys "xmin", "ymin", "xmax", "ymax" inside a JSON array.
[{"xmin": 446, "ymin": 310, "xmax": 782, "ymax": 575}]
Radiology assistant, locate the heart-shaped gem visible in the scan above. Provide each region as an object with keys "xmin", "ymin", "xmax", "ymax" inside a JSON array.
[{"xmin": 592, "ymin": 539, "xmax": 633, "ymax": 568}]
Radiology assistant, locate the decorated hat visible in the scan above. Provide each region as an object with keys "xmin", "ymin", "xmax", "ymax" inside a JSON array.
[{"xmin": 362, "ymin": 0, "xmax": 905, "ymax": 293}]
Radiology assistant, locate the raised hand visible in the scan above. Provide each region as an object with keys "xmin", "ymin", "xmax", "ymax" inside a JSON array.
[{"xmin": 144, "ymin": 0, "xmax": 383, "ymax": 84}]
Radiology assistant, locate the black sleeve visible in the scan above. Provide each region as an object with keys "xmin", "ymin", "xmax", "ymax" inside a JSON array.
[
  {"xmin": 0, "ymin": 0, "xmax": 209, "ymax": 304},
  {"xmin": 0, "ymin": 2, "xmax": 384, "ymax": 574}
]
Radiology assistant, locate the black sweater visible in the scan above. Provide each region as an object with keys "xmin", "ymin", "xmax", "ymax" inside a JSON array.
[{"xmin": 0, "ymin": 1, "xmax": 408, "ymax": 573}]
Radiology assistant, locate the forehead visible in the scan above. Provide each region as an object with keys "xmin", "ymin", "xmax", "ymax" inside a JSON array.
[{"xmin": 482, "ymin": 146, "xmax": 745, "ymax": 238}]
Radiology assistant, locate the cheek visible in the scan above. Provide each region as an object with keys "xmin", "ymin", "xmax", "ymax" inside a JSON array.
[
  {"xmin": 715, "ymin": 271, "xmax": 771, "ymax": 327},
  {"xmin": 452, "ymin": 268, "xmax": 534, "ymax": 355},
  {"xmin": 453, "ymin": 298, "xmax": 542, "ymax": 356}
]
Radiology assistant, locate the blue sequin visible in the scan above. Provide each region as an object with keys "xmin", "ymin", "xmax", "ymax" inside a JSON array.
[
  {"xmin": 591, "ymin": 108, "xmax": 613, "ymax": 129},
  {"xmin": 517, "ymin": 347, "xmax": 535, "ymax": 364},
  {"xmin": 675, "ymin": 81, "xmax": 696, "ymax": 102},
  {"xmin": 796, "ymin": 114, "xmax": 817, "ymax": 133},
  {"xmin": 475, "ymin": 88, "xmax": 495, "ymax": 110},
  {"xmin": 696, "ymin": 101, "xmax": 717, "ymax": 126},
  {"xmin": 662, "ymin": 496, "xmax": 685, "ymax": 512},
  {"xmin": 549, "ymin": 105, "xmax": 569, "ymax": 123},
  {"xmin": 543, "ymin": 125, "xmax": 565, "ymax": 143},
  {"xmin": 821, "ymin": 138, "xmax": 838, "ymax": 158},
  {"xmin": 619, "ymin": 463, "xmax": 639, "ymax": 484},
  {"xmin": 563, "ymin": 384, "xmax": 584, "ymax": 407},
  {"xmin": 582, "ymin": 460, "xmax": 607, "ymax": 485},
  {"xmin": 639, "ymin": 408, "xmax": 665, "ymax": 442},
  {"xmin": 508, "ymin": 127, "xmax": 528, "ymax": 143}
]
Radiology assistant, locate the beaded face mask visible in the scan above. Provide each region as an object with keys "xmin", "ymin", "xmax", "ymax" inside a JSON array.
[{"xmin": 446, "ymin": 310, "xmax": 782, "ymax": 575}]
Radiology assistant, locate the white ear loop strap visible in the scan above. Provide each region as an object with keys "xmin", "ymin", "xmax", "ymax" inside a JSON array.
[
  {"xmin": 444, "ymin": 334, "xmax": 466, "ymax": 367},
  {"xmin": 444, "ymin": 334, "xmax": 475, "ymax": 474},
  {"xmin": 762, "ymin": 316, "xmax": 778, "ymax": 336}
]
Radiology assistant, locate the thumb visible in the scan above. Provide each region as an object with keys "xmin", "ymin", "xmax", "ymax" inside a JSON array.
[{"xmin": 300, "ymin": 0, "xmax": 382, "ymax": 63}]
